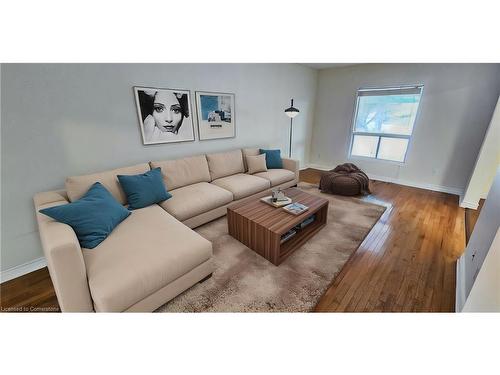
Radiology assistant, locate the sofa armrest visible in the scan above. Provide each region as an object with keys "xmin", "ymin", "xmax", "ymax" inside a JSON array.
[
  {"xmin": 282, "ymin": 157, "xmax": 299, "ymax": 182},
  {"xmin": 34, "ymin": 192, "xmax": 94, "ymax": 312}
]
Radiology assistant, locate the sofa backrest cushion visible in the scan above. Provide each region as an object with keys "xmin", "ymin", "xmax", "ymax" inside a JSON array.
[
  {"xmin": 206, "ymin": 149, "xmax": 245, "ymax": 180},
  {"xmin": 150, "ymin": 154, "xmax": 211, "ymax": 190},
  {"xmin": 242, "ymin": 148, "xmax": 260, "ymax": 172},
  {"xmin": 65, "ymin": 163, "xmax": 150, "ymax": 204}
]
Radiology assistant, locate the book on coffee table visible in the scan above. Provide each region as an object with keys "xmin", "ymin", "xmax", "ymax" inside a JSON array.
[
  {"xmin": 260, "ymin": 196, "xmax": 292, "ymax": 208},
  {"xmin": 283, "ymin": 202, "xmax": 309, "ymax": 215},
  {"xmin": 280, "ymin": 229, "xmax": 297, "ymax": 244}
]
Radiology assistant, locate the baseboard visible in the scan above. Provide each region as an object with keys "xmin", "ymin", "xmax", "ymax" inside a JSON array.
[
  {"xmin": 305, "ymin": 163, "xmax": 331, "ymax": 171},
  {"xmin": 367, "ymin": 173, "xmax": 464, "ymax": 196},
  {"xmin": 0, "ymin": 257, "xmax": 47, "ymax": 284},
  {"xmin": 305, "ymin": 163, "xmax": 464, "ymax": 196},
  {"xmin": 459, "ymin": 199, "xmax": 479, "ymax": 209}
]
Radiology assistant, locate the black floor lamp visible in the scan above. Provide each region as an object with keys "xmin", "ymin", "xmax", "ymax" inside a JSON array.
[{"xmin": 284, "ymin": 99, "xmax": 300, "ymax": 158}]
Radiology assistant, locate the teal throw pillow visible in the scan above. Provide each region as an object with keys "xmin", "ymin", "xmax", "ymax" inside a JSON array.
[
  {"xmin": 39, "ymin": 182, "xmax": 130, "ymax": 249},
  {"xmin": 117, "ymin": 167, "xmax": 172, "ymax": 210},
  {"xmin": 259, "ymin": 149, "xmax": 283, "ymax": 169}
]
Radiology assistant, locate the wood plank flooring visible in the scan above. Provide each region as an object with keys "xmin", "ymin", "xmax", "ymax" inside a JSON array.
[
  {"xmin": 465, "ymin": 199, "xmax": 485, "ymax": 244},
  {"xmin": 0, "ymin": 168, "xmax": 466, "ymax": 312},
  {"xmin": 301, "ymin": 168, "xmax": 466, "ymax": 312},
  {"xmin": 1, "ymin": 268, "xmax": 59, "ymax": 312}
]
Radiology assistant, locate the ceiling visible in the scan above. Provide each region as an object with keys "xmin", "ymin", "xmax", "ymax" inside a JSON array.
[{"xmin": 300, "ymin": 63, "xmax": 360, "ymax": 70}]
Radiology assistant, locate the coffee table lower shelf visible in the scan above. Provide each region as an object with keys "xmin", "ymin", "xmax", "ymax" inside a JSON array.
[{"xmin": 279, "ymin": 219, "xmax": 326, "ymax": 262}]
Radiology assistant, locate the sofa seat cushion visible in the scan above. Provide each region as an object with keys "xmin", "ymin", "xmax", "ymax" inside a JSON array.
[
  {"xmin": 211, "ymin": 173, "xmax": 270, "ymax": 200},
  {"xmin": 82, "ymin": 204, "xmax": 212, "ymax": 312},
  {"xmin": 159, "ymin": 182, "xmax": 233, "ymax": 222},
  {"xmin": 254, "ymin": 169, "xmax": 296, "ymax": 187}
]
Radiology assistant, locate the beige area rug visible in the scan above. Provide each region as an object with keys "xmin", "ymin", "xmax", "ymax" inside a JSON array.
[{"xmin": 157, "ymin": 182, "xmax": 386, "ymax": 312}]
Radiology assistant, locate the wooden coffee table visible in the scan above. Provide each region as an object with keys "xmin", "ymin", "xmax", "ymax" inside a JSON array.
[{"xmin": 227, "ymin": 188, "xmax": 329, "ymax": 265}]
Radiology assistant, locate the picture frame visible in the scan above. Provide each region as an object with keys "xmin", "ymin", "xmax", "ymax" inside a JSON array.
[
  {"xmin": 133, "ymin": 86, "xmax": 195, "ymax": 145},
  {"xmin": 195, "ymin": 91, "xmax": 236, "ymax": 140}
]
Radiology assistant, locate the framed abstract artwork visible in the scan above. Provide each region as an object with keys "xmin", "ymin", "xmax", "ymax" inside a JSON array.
[
  {"xmin": 133, "ymin": 86, "xmax": 195, "ymax": 145},
  {"xmin": 195, "ymin": 91, "xmax": 235, "ymax": 140}
]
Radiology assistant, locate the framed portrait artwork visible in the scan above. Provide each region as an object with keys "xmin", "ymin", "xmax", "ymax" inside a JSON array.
[
  {"xmin": 195, "ymin": 91, "xmax": 235, "ymax": 140},
  {"xmin": 133, "ymin": 86, "xmax": 195, "ymax": 145}
]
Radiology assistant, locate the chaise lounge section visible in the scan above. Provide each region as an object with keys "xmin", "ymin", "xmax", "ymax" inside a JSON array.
[{"xmin": 34, "ymin": 148, "xmax": 299, "ymax": 312}]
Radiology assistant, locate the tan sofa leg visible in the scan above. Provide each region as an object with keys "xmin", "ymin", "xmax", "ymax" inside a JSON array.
[{"xmin": 199, "ymin": 273, "xmax": 213, "ymax": 283}]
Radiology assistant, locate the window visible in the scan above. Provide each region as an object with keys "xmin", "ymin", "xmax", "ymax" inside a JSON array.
[{"xmin": 349, "ymin": 85, "xmax": 423, "ymax": 163}]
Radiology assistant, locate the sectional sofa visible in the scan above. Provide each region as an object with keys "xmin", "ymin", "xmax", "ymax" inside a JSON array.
[{"xmin": 34, "ymin": 148, "xmax": 299, "ymax": 312}]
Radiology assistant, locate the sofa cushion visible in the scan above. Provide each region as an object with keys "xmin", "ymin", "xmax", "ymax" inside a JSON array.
[
  {"xmin": 211, "ymin": 173, "xmax": 270, "ymax": 200},
  {"xmin": 66, "ymin": 163, "xmax": 150, "ymax": 204},
  {"xmin": 242, "ymin": 148, "xmax": 260, "ymax": 171},
  {"xmin": 150, "ymin": 155, "xmax": 211, "ymax": 191},
  {"xmin": 246, "ymin": 154, "xmax": 268, "ymax": 175},
  {"xmin": 117, "ymin": 167, "xmax": 172, "ymax": 209},
  {"xmin": 159, "ymin": 182, "xmax": 233, "ymax": 222},
  {"xmin": 254, "ymin": 169, "xmax": 296, "ymax": 187},
  {"xmin": 82, "ymin": 204, "xmax": 212, "ymax": 312},
  {"xmin": 39, "ymin": 182, "xmax": 131, "ymax": 249},
  {"xmin": 206, "ymin": 149, "xmax": 245, "ymax": 180}
]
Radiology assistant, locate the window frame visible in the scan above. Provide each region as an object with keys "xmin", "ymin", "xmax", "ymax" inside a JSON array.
[{"xmin": 347, "ymin": 84, "xmax": 424, "ymax": 164}]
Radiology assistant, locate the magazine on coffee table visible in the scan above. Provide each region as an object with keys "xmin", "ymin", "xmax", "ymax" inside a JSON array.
[{"xmin": 283, "ymin": 202, "xmax": 309, "ymax": 215}]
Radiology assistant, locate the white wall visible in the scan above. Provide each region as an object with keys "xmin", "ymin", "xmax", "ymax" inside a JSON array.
[
  {"xmin": 456, "ymin": 166, "xmax": 500, "ymax": 311},
  {"xmin": 309, "ymin": 64, "xmax": 500, "ymax": 195},
  {"xmin": 0, "ymin": 63, "xmax": 318, "ymax": 273},
  {"xmin": 462, "ymin": 227, "xmax": 500, "ymax": 312},
  {"xmin": 461, "ymin": 97, "xmax": 500, "ymax": 208}
]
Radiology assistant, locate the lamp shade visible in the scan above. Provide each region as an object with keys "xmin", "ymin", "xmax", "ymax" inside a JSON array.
[{"xmin": 285, "ymin": 99, "xmax": 299, "ymax": 118}]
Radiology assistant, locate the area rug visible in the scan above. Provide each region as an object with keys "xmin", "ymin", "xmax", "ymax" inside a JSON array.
[{"xmin": 157, "ymin": 182, "xmax": 386, "ymax": 312}]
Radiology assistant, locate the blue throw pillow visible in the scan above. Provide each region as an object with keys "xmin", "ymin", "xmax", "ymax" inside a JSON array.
[
  {"xmin": 117, "ymin": 167, "xmax": 172, "ymax": 210},
  {"xmin": 39, "ymin": 182, "xmax": 130, "ymax": 249},
  {"xmin": 259, "ymin": 149, "xmax": 283, "ymax": 169}
]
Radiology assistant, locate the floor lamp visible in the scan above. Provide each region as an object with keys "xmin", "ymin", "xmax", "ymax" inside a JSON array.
[{"xmin": 284, "ymin": 99, "xmax": 300, "ymax": 158}]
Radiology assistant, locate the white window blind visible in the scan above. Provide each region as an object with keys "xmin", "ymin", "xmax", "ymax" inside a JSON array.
[{"xmin": 349, "ymin": 85, "xmax": 423, "ymax": 163}]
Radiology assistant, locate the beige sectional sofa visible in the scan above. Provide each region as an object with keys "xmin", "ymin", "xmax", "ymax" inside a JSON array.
[{"xmin": 34, "ymin": 148, "xmax": 299, "ymax": 312}]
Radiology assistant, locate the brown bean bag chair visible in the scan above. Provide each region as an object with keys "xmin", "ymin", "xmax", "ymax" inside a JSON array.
[{"xmin": 319, "ymin": 163, "xmax": 371, "ymax": 196}]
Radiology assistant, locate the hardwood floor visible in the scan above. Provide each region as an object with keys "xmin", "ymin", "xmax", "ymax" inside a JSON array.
[
  {"xmin": 1, "ymin": 268, "xmax": 59, "ymax": 312},
  {"xmin": 301, "ymin": 168, "xmax": 465, "ymax": 312},
  {"xmin": 465, "ymin": 199, "xmax": 485, "ymax": 244},
  {"xmin": 0, "ymin": 168, "xmax": 466, "ymax": 312}
]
